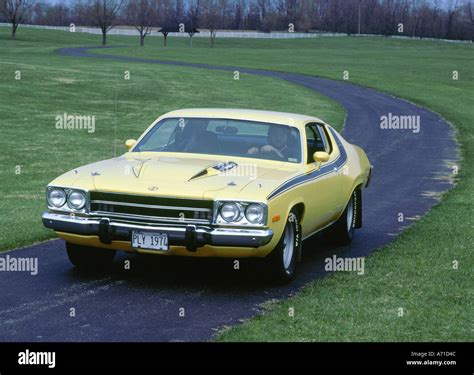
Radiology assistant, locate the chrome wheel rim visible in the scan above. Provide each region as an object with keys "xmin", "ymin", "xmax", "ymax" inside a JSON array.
[
  {"xmin": 282, "ymin": 221, "xmax": 295, "ymax": 270},
  {"xmin": 346, "ymin": 197, "xmax": 354, "ymax": 231}
]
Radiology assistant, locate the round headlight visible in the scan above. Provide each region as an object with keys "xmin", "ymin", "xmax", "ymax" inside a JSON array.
[
  {"xmin": 47, "ymin": 188, "xmax": 66, "ymax": 208},
  {"xmin": 220, "ymin": 202, "xmax": 241, "ymax": 222},
  {"xmin": 245, "ymin": 204, "xmax": 265, "ymax": 224},
  {"xmin": 68, "ymin": 190, "xmax": 87, "ymax": 210}
]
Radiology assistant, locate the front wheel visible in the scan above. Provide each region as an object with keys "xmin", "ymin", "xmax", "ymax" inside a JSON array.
[
  {"xmin": 265, "ymin": 208, "xmax": 302, "ymax": 284},
  {"xmin": 66, "ymin": 242, "xmax": 116, "ymax": 271}
]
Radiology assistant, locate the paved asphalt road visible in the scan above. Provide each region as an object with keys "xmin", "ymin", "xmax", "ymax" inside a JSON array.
[{"xmin": 0, "ymin": 46, "xmax": 458, "ymax": 342}]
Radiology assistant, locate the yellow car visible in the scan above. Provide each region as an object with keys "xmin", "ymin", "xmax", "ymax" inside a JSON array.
[{"xmin": 42, "ymin": 109, "xmax": 372, "ymax": 283}]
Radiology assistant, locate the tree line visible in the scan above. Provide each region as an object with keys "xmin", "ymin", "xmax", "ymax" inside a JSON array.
[{"xmin": 1, "ymin": 0, "xmax": 474, "ymax": 44}]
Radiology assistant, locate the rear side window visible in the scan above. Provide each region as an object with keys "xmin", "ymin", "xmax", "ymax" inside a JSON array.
[
  {"xmin": 305, "ymin": 123, "xmax": 332, "ymax": 163},
  {"xmin": 317, "ymin": 124, "xmax": 333, "ymax": 154}
]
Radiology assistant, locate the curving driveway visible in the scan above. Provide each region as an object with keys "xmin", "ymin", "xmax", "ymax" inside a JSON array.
[{"xmin": 0, "ymin": 46, "xmax": 458, "ymax": 341}]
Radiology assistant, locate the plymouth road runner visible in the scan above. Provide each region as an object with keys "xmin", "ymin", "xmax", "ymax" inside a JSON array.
[{"xmin": 42, "ymin": 109, "xmax": 372, "ymax": 283}]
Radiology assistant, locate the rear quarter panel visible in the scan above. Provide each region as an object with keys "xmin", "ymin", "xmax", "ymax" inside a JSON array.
[{"xmin": 338, "ymin": 135, "xmax": 371, "ymax": 206}]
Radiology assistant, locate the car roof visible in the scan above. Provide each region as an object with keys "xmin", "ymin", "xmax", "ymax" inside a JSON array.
[{"xmin": 158, "ymin": 108, "xmax": 325, "ymax": 128}]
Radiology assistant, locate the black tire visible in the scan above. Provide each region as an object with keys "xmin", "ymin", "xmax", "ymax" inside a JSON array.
[
  {"xmin": 326, "ymin": 188, "xmax": 359, "ymax": 245},
  {"xmin": 66, "ymin": 242, "xmax": 116, "ymax": 271},
  {"xmin": 265, "ymin": 208, "xmax": 302, "ymax": 284}
]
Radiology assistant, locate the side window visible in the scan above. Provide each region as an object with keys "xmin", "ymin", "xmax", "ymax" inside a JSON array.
[
  {"xmin": 317, "ymin": 124, "xmax": 333, "ymax": 154},
  {"xmin": 305, "ymin": 123, "xmax": 327, "ymax": 163}
]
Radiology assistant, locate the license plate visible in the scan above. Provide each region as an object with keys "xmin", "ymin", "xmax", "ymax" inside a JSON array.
[{"xmin": 131, "ymin": 231, "xmax": 169, "ymax": 251}]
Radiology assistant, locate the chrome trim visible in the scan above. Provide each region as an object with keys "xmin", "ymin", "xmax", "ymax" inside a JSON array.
[
  {"xmin": 213, "ymin": 199, "xmax": 268, "ymax": 227},
  {"xmin": 42, "ymin": 212, "xmax": 273, "ymax": 248},
  {"xmin": 46, "ymin": 185, "xmax": 90, "ymax": 213},
  {"xmin": 366, "ymin": 165, "xmax": 374, "ymax": 188},
  {"xmin": 46, "ymin": 187, "xmax": 67, "ymax": 208},
  {"xmin": 90, "ymin": 200, "xmax": 212, "ymax": 212},
  {"xmin": 67, "ymin": 189, "xmax": 87, "ymax": 210},
  {"xmin": 84, "ymin": 216, "xmax": 188, "ymax": 227},
  {"xmin": 89, "ymin": 211, "xmax": 211, "ymax": 225},
  {"xmin": 210, "ymin": 227, "xmax": 272, "ymax": 237}
]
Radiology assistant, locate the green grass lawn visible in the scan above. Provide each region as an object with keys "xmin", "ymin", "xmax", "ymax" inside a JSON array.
[
  {"xmin": 1, "ymin": 27, "xmax": 472, "ymax": 341},
  {"xmin": 89, "ymin": 32, "xmax": 474, "ymax": 341},
  {"xmin": 0, "ymin": 27, "xmax": 344, "ymax": 251}
]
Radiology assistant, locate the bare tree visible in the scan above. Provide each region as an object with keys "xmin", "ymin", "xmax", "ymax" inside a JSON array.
[
  {"xmin": 465, "ymin": 1, "xmax": 474, "ymax": 40},
  {"xmin": 199, "ymin": 0, "xmax": 225, "ymax": 47},
  {"xmin": 410, "ymin": 0, "xmax": 422, "ymax": 37},
  {"xmin": 70, "ymin": 0, "xmax": 93, "ymax": 27},
  {"xmin": 357, "ymin": 0, "xmax": 362, "ymax": 34},
  {"xmin": 468, "ymin": 1, "xmax": 474, "ymax": 22},
  {"xmin": 379, "ymin": 0, "xmax": 400, "ymax": 36},
  {"xmin": 445, "ymin": 0, "xmax": 460, "ymax": 39},
  {"xmin": 158, "ymin": 0, "xmax": 185, "ymax": 26},
  {"xmin": 174, "ymin": 0, "xmax": 185, "ymax": 25},
  {"xmin": 298, "ymin": 0, "xmax": 316, "ymax": 32},
  {"xmin": 257, "ymin": 0, "xmax": 268, "ymax": 24},
  {"xmin": 126, "ymin": 0, "xmax": 155, "ymax": 46},
  {"xmin": 424, "ymin": 0, "xmax": 442, "ymax": 37},
  {"xmin": 276, "ymin": 0, "xmax": 298, "ymax": 30},
  {"xmin": 3, "ymin": 0, "xmax": 473, "ymax": 42},
  {"xmin": 53, "ymin": 5, "xmax": 70, "ymax": 26},
  {"xmin": 0, "ymin": 0, "xmax": 34, "ymax": 39},
  {"xmin": 208, "ymin": 20, "xmax": 218, "ymax": 47},
  {"xmin": 328, "ymin": 0, "xmax": 344, "ymax": 33},
  {"xmin": 187, "ymin": 0, "xmax": 200, "ymax": 28},
  {"xmin": 91, "ymin": 0, "xmax": 123, "ymax": 45},
  {"xmin": 342, "ymin": 0, "xmax": 359, "ymax": 35},
  {"xmin": 232, "ymin": 0, "xmax": 245, "ymax": 29}
]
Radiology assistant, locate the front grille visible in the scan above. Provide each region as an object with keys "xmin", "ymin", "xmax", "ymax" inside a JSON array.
[{"xmin": 89, "ymin": 192, "xmax": 213, "ymax": 224}]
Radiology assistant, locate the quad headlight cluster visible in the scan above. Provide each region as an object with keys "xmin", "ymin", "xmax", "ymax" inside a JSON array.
[
  {"xmin": 215, "ymin": 201, "xmax": 267, "ymax": 226},
  {"xmin": 47, "ymin": 187, "xmax": 88, "ymax": 211}
]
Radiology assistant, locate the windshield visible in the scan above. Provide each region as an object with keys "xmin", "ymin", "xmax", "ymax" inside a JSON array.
[{"xmin": 133, "ymin": 117, "xmax": 302, "ymax": 163}]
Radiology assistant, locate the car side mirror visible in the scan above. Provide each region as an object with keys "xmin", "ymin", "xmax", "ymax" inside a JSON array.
[
  {"xmin": 313, "ymin": 151, "xmax": 330, "ymax": 163},
  {"xmin": 125, "ymin": 139, "xmax": 137, "ymax": 151}
]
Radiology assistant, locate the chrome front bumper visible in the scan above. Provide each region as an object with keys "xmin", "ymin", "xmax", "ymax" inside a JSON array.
[{"xmin": 42, "ymin": 212, "xmax": 273, "ymax": 251}]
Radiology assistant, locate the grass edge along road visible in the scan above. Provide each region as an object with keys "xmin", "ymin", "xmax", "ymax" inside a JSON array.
[
  {"xmin": 0, "ymin": 28, "xmax": 344, "ymax": 252},
  {"xmin": 90, "ymin": 33, "xmax": 473, "ymax": 341},
  {"xmin": 2, "ymin": 28, "xmax": 473, "ymax": 341}
]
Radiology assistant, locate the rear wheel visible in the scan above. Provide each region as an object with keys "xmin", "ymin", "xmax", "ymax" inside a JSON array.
[
  {"xmin": 266, "ymin": 208, "xmax": 302, "ymax": 284},
  {"xmin": 326, "ymin": 189, "xmax": 358, "ymax": 245},
  {"xmin": 66, "ymin": 242, "xmax": 116, "ymax": 271}
]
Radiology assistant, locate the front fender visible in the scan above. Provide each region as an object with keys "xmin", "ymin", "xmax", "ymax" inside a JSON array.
[{"xmin": 262, "ymin": 196, "xmax": 304, "ymax": 257}]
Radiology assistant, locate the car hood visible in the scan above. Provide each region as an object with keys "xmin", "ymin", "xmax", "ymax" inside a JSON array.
[{"xmin": 49, "ymin": 153, "xmax": 302, "ymax": 201}]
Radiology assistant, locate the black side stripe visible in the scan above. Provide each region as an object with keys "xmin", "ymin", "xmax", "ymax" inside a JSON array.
[{"xmin": 267, "ymin": 127, "xmax": 347, "ymax": 200}]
